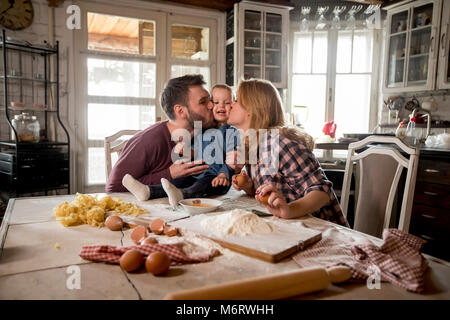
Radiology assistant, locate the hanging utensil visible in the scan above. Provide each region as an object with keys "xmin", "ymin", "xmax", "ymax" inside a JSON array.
[{"xmin": 404, "ymin": 97, "xmax": 420, "ymax": 111}]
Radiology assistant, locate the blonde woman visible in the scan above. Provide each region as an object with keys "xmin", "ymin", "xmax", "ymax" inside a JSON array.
[{"xmin": 229, "ymin": 79, "xmax": 348, "ymax": 227}]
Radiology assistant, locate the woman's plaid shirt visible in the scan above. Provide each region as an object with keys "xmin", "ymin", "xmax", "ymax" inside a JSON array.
[{"xmin": 246, "ymin": 131, "xmax": 349, "ymax": 227}]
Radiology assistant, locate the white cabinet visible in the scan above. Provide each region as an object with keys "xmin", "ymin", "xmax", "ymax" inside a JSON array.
[
  {"xmin": 437, "ymin": 0, "xmax": 450, "ymax": 89},
  {"xmin": 383, "ymin": 0, "xmax": 442, "ymax": 93},
  {"xmin": 226, "ymin": 1, "xmax": 291, "ymax": 88}
]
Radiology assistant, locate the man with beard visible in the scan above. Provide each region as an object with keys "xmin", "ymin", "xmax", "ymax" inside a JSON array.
[{"xmin": 105, "ymin": 74, "xmax": 215, "ymax": 193}]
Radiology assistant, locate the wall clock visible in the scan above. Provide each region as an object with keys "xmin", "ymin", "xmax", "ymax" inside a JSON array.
[{"xmin": 0, "ymin": 0, "xmax": 34, "ymax": 31}]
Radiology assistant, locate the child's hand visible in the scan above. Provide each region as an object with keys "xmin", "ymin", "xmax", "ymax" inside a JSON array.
[
  {"xmin": 231, "ymin": 171, "xmax": 254, "ymax": 195},
  {"xmin": 212, "ymin": 173, "xmax": 230, "ymax": 187},
  {"xmin": 255, "ymin": 184, "xmax": 291, "ymax": 219}
]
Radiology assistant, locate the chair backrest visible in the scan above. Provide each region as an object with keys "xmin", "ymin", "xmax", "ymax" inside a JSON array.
[
  {"xmin": 104, "ymin": 130, "xmax": 140, "ymax": 179},
  {"xmin": 340, "ymin": 136, "xmax": 419, "ymax": 237}
]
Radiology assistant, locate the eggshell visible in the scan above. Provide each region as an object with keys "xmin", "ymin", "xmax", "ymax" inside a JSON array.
[
  {"xmin": 163, "ymin": 225, "xmax": 178, "ymax": 237},
  {"xmin": 131, "ymin": 225, "xmax": 148, "ymax": 244},
  {"xmin": 145, "ymin": 252, "xmax": 171, "ymax": 275},
  {"xmin": 140, "ymin": 236, "xmax": 158, "ymax": 245},
  {"xmin": 236, "ymin": 175, "xmax": 246, "ymax": 187},
  {"xmin": 119, "ymin": 250, "xmax": 144, "ymax": 273},
  {"xmin": 150, "ymin": 219, "xmax": 165, "ymax": 235},
  {"xmin": 256, "ymin": 192, "xmax": 271, "ymax": 205},
  {"xmin": 105, "ymin": 215, "xmax": 123, "ymax": 231}
]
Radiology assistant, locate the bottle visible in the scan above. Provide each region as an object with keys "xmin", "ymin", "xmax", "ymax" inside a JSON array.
[
  {"xmin": 11, "ymin": 112, "xmax": 40, "ymax": 142},
  {"xmin": 405, "ymin": 116, "xmax": 420, "ymax": 145},
  {"xmin": 395, "ymin": 121, "xmax": 407, "ymax": 140}
]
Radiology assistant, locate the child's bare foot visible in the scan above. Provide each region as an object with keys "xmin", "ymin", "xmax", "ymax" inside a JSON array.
[
  {"xmin": 161, "ymin": 178, "xmax": 184, "ymax": 209},
  {"xmin": 122, "ymin": 174, "xmax": 150, "ymax": 201}
]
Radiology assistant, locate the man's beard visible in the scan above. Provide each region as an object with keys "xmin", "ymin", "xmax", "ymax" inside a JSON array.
[{"xmin": 186, "ymin": 107, "xmax": 215, "ymax": 130}]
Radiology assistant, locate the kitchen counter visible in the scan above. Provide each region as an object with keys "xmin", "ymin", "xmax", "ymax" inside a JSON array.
[{"xmin": 0, "ymin": 190, "xmax": 449, "ymax": 300}]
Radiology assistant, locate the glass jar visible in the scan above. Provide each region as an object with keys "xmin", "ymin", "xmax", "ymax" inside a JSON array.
[{"xmin": 11, "ymin": 112, "xmax": 40, "ymax": 142}]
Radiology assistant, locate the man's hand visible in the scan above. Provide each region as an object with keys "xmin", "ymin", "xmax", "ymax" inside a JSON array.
[
  {"xmin": 212, "ymin": 173, "xmax": 230, "ymax": 187},
  {"xmin": 169, "ymin": 158, "xmax": 209, "ymax": 179}
]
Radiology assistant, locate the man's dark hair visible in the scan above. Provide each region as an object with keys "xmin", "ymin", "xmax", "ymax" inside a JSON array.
[{"xmin": 160, "ymin": 74, "xmax": 206, "ymax": 120}]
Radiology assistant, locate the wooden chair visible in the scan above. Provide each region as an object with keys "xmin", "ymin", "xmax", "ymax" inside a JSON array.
[
  {"xmin": 104, "ymin": 130, "xmax": 140, "ymax": 179},
  {"xmin": 340, "ymin": 136, "xmax": 419, "ymax": 237}
]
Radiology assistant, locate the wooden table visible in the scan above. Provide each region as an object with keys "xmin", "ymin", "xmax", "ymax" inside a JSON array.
[{"xmin": 0, "ymin": 190, "xmax": 449, "ymax": 300}]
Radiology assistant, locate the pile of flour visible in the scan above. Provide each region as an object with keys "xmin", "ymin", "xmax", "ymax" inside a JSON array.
[{"xmin": 200, "ymin": 209, "xmax": 273, "ymax": 236}]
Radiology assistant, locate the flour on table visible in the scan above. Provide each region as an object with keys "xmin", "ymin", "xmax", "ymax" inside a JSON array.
[{"xmin": 200, "ymin": 209, "xmax": 273, "ymax": 236}]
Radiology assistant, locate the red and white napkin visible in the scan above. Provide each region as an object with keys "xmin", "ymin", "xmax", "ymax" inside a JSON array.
[
  {"xmin": 293, "ymin": 227, "xmax": 428, "ymax": 293},
  {"xmin": 80, "ymin": 242, "xmax": 220, "ymax": 266}
]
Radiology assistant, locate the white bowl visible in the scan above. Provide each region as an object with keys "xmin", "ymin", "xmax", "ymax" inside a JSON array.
[{"xmin": 178, "ymin": 198, "xmax": 223, "ymax": 215}]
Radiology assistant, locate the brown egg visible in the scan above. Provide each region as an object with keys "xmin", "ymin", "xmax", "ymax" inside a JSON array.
[
  {"xmin": 256, "ymin": 192, "xmax": 271, "ymax": 205},
  {"xmin": 163, "ymin": 225, "xmax": 178, "ymax": 237},
  {"xmin": 235, "ymin": 174, "xmax": 246, "ymax": 187},
  {"xmin": 105, "ymin": 215, "xmax": 123, "ymax": 231},
  {"xmin": 150, "ymin": 219, "xmax": 165, "ymax": 235},
  {"xmin": 119, "ymin": 249, "xmax": 144, "ymax": 273},
  {"xmin": 145, "ymin": 252, "xmax": 171, "ymax": 275},
  {"xmin": 140, "ymin": 236, "xmax": 158, "ymax": 245},
  {"xmin": 131, "ymin": 225, "xmax": 148, "ymax": 244}
]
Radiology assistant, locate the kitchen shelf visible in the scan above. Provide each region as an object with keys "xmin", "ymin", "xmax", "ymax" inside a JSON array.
[
  {"xmin": 411, "ymin": 24, "xmax": 432, "ymax": 32},
  {"xmin": 0, "ymin": 29, "xmax": 70, "ymax": 197},
  {"xmin": 410, "ymin": 53, "xmax": 429, "ymax": 59},
  {"xmin": 6, "ymin": 107, "xmax": 55, "ymax": 112},
  {"xmin": 390, "ymin": 30, "xmax": 408, "ymax": 37},
  {"xmin": 0, "ymin": 76, "xmax": 57, "ymax": 84}
]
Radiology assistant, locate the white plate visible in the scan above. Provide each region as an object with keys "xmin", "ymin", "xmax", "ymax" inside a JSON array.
[{"xmin": 179, "ymin": 198, "xmax": 223, "ymax": 215}]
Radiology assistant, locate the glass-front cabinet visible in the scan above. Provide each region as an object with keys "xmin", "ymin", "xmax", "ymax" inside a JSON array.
[
  {"xmin": 226, "ymin": 1, "xmax": 290, "ymax": 88},
  {"xmin": 383, "ymin": 0, "xmax": 442, "ymax": 92},
  {"xmin": 437, "ymin": 0, "xmax": 450, "ymax": 89}
]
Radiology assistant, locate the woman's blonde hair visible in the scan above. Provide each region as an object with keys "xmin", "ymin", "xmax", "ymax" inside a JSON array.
[{"xmin": 237, "ymin": 79, "xmax": 314, "ymax": 151}]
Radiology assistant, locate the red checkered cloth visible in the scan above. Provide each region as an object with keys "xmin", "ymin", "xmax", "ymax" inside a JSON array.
[
  {"xmin": 79, "ymin": 243, "xmax": 220, "ymax": 266},
  {"xmin": 293, "ymin": 227, "xmax": 428, "ymax": 293}
]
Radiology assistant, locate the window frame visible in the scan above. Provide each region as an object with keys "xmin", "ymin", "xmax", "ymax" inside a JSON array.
[
  {"xmin": 73, "ymin": 0, "xmax": 225, "ymax": 192},
  {"xmin": 288, "ymin": 21, "xmax": 383, "ymax": 152}
]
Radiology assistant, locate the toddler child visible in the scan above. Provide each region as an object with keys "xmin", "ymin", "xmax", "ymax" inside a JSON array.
[{"xmin": 122, "ymin": 84, "xmax": 240, "ymax": 208}]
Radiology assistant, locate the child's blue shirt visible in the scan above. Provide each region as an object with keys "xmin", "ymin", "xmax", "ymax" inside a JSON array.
[{"xmin": 193, "ymin": 124, "xmax": 240, "ymax": 181}]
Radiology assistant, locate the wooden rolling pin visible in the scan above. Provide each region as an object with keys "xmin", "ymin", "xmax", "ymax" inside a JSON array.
[{"xmin": 164, "ymin": 266, "xmax": 352, "ymax": 300}]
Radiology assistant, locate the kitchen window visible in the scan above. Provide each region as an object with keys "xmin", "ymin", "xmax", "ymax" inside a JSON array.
[
  {"xmin": 290, "ymin": 26, "xmax": 381, "ymax": 149},
  {"xmin": 74, "ymin": 2, "xmax": 223, "ymax": 192}
]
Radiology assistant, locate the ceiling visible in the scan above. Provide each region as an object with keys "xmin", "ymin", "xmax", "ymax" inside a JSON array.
[{"xmin": 152, "ymin": 0, "xmax": 401, "ymax": 11}]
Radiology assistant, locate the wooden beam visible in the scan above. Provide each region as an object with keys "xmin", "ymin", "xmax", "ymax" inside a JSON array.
[{"xmin": 47, "ymin": 0, "xmax": 65, "ymax": 7}]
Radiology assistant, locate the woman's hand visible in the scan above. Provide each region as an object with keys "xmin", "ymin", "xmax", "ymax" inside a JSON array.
[
  {"xmin": 212, "ymin": 173, "xmax": 230, "ymax": 187},
  {"xmin": 231, "ymin": 171, "xmax": 254, "ymax": 195},
  {"xmin": 255, "ymin": 184, "xmax": 292, "ymax": 219}
]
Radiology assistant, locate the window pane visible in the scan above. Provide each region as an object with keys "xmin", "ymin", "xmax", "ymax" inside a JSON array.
[
  {"xmin": 88, "ymin": 58, "xmax": 156, "ymax": 98},
  {"xmin": 88, "ymin": 103, "xmax": 155, "ymax": 140},
  {"xmin": 88, "ymin": 147, "xmax": 111, "ymax": 184},
  {"xmin": 171, "ymin": 65, "xmax": 210, "ymax": 88},
  {"xmin": 291, "ymin": 75, "xmax": 327, "ymax": 138},
  {"xmin": 293, "ymin": 33, "xmax": 312, "ymax": 73},
  {"xmin": 171, "ymin": 25, "xmax": 209, "ymax": 60},
  {"xmin": 337, "ymin": 31, "xmax": 352, "ymax": 73},
  {"xmin": 312, "ymin": 32, "xmax": 328, "ymax": 73},
  {"xmin": 87, "ymin": 13, "xmax": 154, "ymax": 55},
  {"xmin": 353, "ymin": 30, "xmax": 373, "ymax": 73},
  {"xmin": 334, "ymin": 75, "xmax": 371, "ymax": 136}
]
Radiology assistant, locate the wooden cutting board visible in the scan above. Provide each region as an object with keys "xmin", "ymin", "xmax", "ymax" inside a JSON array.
[{"xmin": 169, "ymin": 214, "xmax": 321, "ymax": 263}]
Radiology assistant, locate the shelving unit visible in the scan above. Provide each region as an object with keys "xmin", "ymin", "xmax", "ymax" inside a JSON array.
[
  {"xmin": 225, "ymin": 0, "xmax": 291, "ymax": 88},
  {"xmin": 0, "ymin": 29, "xmax": 70, "ymax": 196},
  {"xmin": 383, "ymin": 0, "xmax": 443, "ymax": 92}
]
